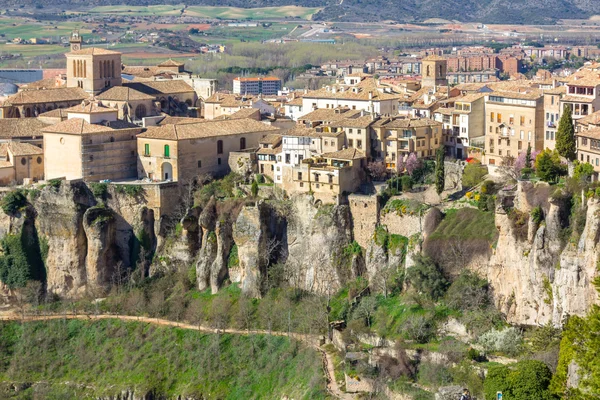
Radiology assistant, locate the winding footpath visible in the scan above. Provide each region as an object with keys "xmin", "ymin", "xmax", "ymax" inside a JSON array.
[{"xmin": 0, "ymin": 313, "xmax": 356, "ymax": 400}]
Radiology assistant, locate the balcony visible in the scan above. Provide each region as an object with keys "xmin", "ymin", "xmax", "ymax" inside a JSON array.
[{"xmin": 547, "ymin": 121, "xmax": 556, "ymax": 128}]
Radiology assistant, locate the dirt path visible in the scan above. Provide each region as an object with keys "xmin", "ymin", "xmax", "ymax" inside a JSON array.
[{"xmin": 0, "ymin": 313, "xmax": 355, "ymax": 399}]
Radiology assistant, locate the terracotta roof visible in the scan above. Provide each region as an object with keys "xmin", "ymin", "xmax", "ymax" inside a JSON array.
[
  {"xmin": 260, "ymin": 133, "xmax": 282, "ymax": 145},
  {"xmin": 576, "ymin": 127, "xmax": 600, "ymax": 140},
  {"xmin": 8, "ymin": 142, "xmax": 43, "ymax": 156},
  {"xmin": 42, "ymin": 118, "xmax": 139, "ymax": 135},
  {"xmin": 488, "ymin": 89, "xmax": 543, "ymax": 101},
  {"xmin": 65, "ymin": 101, "xmax": 117, "ymax": 114},
  {"xmin": 0, "ymin": 119, "xmax": 50, "ymax": 138},
  {"xmin": 381, "ymin": 117, "xmax": 442, "ymax": 129},
  {"xmin": 38, "ymin": 108, "xmax": 69, "ymax": 119},
  {"xmin": 97, "ymin": 86, "xmax": 155, "ymax": 101},
  {"xmin": 455, "ymin": 93, "xmax": 486, "ymax": 102},
  {"xmin": 287, "ymin": 97, "xmax": 303, "ymax": 106},
  {"xmin": 300, "ymin": 108, "xmax": 362, "ymax": 123},
  {"xmin": 561, "ymin": 95, "xmax": 595, "ymax": 103},
  {"xmin": 0, "ymin": 143, "xmax": 7, "ymax": 158},
  {"xmin": 158, "ymin": 59, "xmax": 184, "ymax": 67},
  {"xmin": 158, "ymin": 116, "xmax": 203, "ymax": 126},
  {"xmin": 565, "ymin": 69, "xmax": 600, "ymax": 87},
  {"xmin": 19, "ymin": 78, "xmax": 64, "ymax": 90},
  {"xmin": 257, "ymin": 144, "xmax": 282, "ymax": 155},
  {"xmin": 303, "ymin": 78, "xmax": 400, "ymax": 101},
  {"xmin": 543, "ymin": 86, "xmax": 566, "ymax": 95},
  {"xmin": 228, "ymin": 108, "xmax": 260, "ymax": 120},
  {"xmin": 123, "ymin": 81, "xmax": 195, "ymax": 96},
  {"xmin": 434, "ymin": 107, "xmax": 455, "ymax": 116},
  {"xmin": 322, "ymin": 148, "xmax": 365, "ymax": 160},
  {"xmin": 283, "ymin": 126, "xmax": 319, "ymax": 137},
  {"xmin": 576, "ymin": 111, "xmax": 600, "ymax": 126},
  {"xmin": 4, "ymin": 87, "xmax": 89, "ymax": 105},
  {"xmin": 454, "ymin": 82, "xmax": 490, "ymax": 92},
  {"xmin": 204, "ymin": 93, "xmax": 254, "ymax": 106},
  {"xmin": 67, "ymin": 47, "xmax": 121, "ymax": 56},
  {"xmin": 138, "ymin": 118, "xmax": 279, "ymax": 140},
  {"xmin": 328, "ymin": 115, "xmax": 376, "ymax": 129}
]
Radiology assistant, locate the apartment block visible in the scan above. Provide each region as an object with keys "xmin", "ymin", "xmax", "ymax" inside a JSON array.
[{"xmin": 233, "ymin": 77, "xmax": 282, "ymax": 96}]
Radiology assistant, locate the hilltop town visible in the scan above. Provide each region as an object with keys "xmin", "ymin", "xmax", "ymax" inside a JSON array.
[{"xmin": 2, "ymin": 24, "xmax": 600, "ymax": 400}]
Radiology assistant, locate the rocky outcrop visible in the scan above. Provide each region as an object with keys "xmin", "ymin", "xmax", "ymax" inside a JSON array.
[
  {"xmin": 488, "ymin": 191, "xmax": 600, "ymax": 326},
  {"xmin": 83, "ymin": 206, "xmax": 118, "ymax": 293}
]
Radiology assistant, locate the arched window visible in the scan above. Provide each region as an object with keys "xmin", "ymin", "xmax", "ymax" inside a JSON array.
[
  {"xmin": 164, "ymin": 145, "xmax": 170, "ymax": 158},
  {"xmin": 72, "ymin": 60, "xmax": 76, "ymax": 77},
  {"xmin": 99, "ymin": 61, "xmax": 103, "ymax": 79},
  {"xmin": 217, "ymin": 140, "xmax": 223, "ymax": 154},
  {"xmin": 185, "ymin": 99, "xmax": 193, "ymax": 107},
  {"xmin": 426, "ymin": 65, "xmax": 431, "ymax": 77},
  {"xmin": 83, "ymin": 60, "xmax": 87, "ymax": 78},
  {"xmin": 25, "ymin": 108, "xmax": 31, "ymax": 118},
  {"xmin": 20, "ymin": 158, "xmax": 26, "ymax": 165},
  {"xmin": 439, "ymin": 64, "xmax": 443, "ymax": 75},
  {"xmin": 14, "ymin": 109, "xmax": 20, "ymax": 118},
  {"xmin": 135, "ymin": 104, "xmax": 147, "ymax": 119},
  {"xmin": 240, "ymin": 137, "xmax": 246, "ymax": 150}
]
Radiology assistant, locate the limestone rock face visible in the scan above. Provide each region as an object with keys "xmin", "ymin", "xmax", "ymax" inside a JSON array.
[
  {"xmin": 487, "ymin": 195, "xmax": 600, "ymax": 326},
  {"xmin": 82, "ymin": 206, "xmax": 118, "ymax": 293},
  {"xmin": 34, "ymin": 182, "xmax": 94, "ymax": 297}
]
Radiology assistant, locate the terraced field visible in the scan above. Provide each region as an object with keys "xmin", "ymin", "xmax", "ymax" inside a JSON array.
[{"xmin": 185, "ymin": 5, "xmax": 320, "ymax": 20}]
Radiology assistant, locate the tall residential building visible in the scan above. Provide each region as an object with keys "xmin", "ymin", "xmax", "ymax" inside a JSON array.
[
  {"xmin": 233, "ymin": 77, "xmax": 282, "ymax": 96},
  {"xmin": 483, "ymin": 89, "xmax": 545, "ymax": 166}
]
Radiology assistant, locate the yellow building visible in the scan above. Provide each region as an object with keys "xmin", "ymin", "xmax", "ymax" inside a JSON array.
[
  {"xmin": 43, "ymin": 105, "xmax": 142, "ymax": 181},
  {"xmin": 0, "ymin": 142, "xmax": 44, "ymax": 185},
  {"xmin": 137, "ymin": 118, "xmax": 279, "ymax": 182},
  {"xmin": 484, "ymin": 89, "xmax": 544, "ymax": 166}
]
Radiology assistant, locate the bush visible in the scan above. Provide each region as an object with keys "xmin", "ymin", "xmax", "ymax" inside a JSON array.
[
  {"xmin": 89, "ymin": 182, "xmax": 108, "ymax": 200},
  {"xmin": 251, "ymin": 180, "xmax": 259, "ymax": 197},
  {"xmin": 1, "ymin": 190, "xmax": 27, "ymax": 215},
  {"xmin": 462, "ymin": 163, "xmax": 487, "ymax": 188},
  {"xmin": 478, "ymin": 327, "xmax": 523, "ymax": 356},
  {"xmin": 531, "ymin": 206, "xmax": 543, "ymax": 225},
  {"xmin": 255, "ymin": 174, "xmax": 265, "ymax": 184},
  {"xmin": 417, "ymin": 362, "xmax": 453, "ymax": 389},
  {"xmin": 481, "ymin": 180, "xmax": 495, "ymax": 194},
  {"xmin": 573, "ymin": 162, "xmax": 594, "ymax": 182},
  {"xmin": 445, "ymin": 270, "xmax": 491, "ymax": 311},
  {"xmin": 115, "ymin": 184, "xmax": 143, "ymax": 197},
  {"xmin": 400, "ymin": 313, "xmax": 437, "ymax": 343},
  {"xmin": 406, "ymin": 254, "xmax": 448, "ymax": 300},
  {"xmin": 485, "ymin": 360, "xmax": 556, "ymax": 400},
  {"xmin": 48, "ymin": 178, "xmax": 62, "ymax": 190},
  {"xmin": 535, "ymin": 150, "xmax": 564, "ymax": 183},
  {"xmin": 401, "ymin": 175, "xmax": 414, "ymax": 191}
]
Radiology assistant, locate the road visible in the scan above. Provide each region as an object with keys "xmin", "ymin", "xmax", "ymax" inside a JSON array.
[{"xmin": 0, "ymin": 313, "xmax": 357, "ymax": 400}]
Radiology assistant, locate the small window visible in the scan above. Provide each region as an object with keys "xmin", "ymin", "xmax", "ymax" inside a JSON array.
[
  {"xmin": 217, "ymin": 140, "xmax": 223, "ymax": 154},
  {"xmin": 218, "ymin": 157, "xmax": 221, "ymax": 165},
  {"xmin": 240, "ymin": 137, "xmax": 246, "ymax": 150},
  {"xmin": 198, "ymin": 160, "xmax": 202, "ymax": 168},
  {"xmin": 36, "ymin": 156, "xmax": 42, "ymax": 164},
  {"xmin": 20, "ymin": 158, "xmax": 26, "ymax": 165}
]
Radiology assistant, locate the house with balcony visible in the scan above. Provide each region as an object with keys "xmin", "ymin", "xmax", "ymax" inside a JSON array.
[
  {"xmin": 560, "ymin": 69, "xmax": 600, "ymax": 121},
  {"xmin": 543, "ymin": 86, "xmax": 566, "ymax": 151},
  {"xmin": 287, "ymin": 148, "xmax": 366, "ymax": 204},
  {"xmin": 483, "ymin": 89, "xmax": 544, "ymax": 166}
]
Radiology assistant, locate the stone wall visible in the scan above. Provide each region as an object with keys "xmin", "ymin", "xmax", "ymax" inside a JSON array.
[{"xmin": 348, "ymin": 193, "xmax": 379, "ymax": 249}]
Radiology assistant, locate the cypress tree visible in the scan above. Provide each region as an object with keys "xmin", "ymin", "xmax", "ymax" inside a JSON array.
[
  {"xmin": 525, "ymin": 143, "xmax": 532, "ymax": 169},
  {"xmin": 555, "ymin": 106, "xmax": 576, "ymax": 161},
  {"xmin": 435, "ymin": 146, "xmax": 445, "ymax": 196}
]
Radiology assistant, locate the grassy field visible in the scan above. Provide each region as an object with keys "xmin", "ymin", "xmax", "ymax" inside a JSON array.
[
  {"xmin": 185, "ymin": 6, "xmax": 320, "ymax": 20},
  {"xmin": 0, "ymin": 20, "xmax": 89, "ymax": 40},
  {"xmin": 0, "ymin": 319, "xmax": 327, "ymax": 399},
  {"xmin": 87, "ymin": 5, "xmax": 184, "ymax": 16}
]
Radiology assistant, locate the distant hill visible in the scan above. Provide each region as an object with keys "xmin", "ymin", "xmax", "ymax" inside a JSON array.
[{"xmin": 13, "ymin": 0, "xmax": 597, "ymax": 24}]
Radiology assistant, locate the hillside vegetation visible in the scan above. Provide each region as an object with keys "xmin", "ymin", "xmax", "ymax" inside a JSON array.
[{"xmin": 0, "ymin": 319, "xmax": 327, "ymax": 399}]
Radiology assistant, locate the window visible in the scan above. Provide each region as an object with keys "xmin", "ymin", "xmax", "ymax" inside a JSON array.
[
  {"xmin": 240, "ymin": 137, "xmax": 246, "ymax": 150},
  {"xmin": 528, "ymin": 131, "xmax": 532, "ymax": 141},
  {"xmin": 328, "ymin": 175, "xmax": 333, "ymax": 183},
  {"xmin": 285, "ymin": 154, "xmax": 291, "ymax": 164},
  {"xmin": 520, "ymin": 116, "xmax": 525, "ymax": 126},
  {"xmin": 348, "ymin": 139, "xmax": 354, "ymax": 147},
  {"xmin": 135, "ymin": 104, "xmax": 147, "ymax": 119},
  {"xmin": 518, "ymin": 141, "xmax": 522, "ymax": 150},
  {"xmin": 20, "ymin": 158, "xmax": 26, "ymax": 166},
  {"xmin": 490, "ymin": 112, "xmax": 495, "ymax": 122},
  {"xmin": 300, "ymin": 182, "xmax": 304, "ymax": 187},
  {"xmin": 164, "ymin": 145, "xmax": 170, "ymax": 158},
  {"xmin": 144, "ymin": 144, "xmax": 150, "ymax": 156},
  {"xmin": 298, "ymin": 172, "xmax": 302, "ymax": 180},
  {"xmin": 357, "ymin": 140, "xmax": 362, "ymax": 148},
  {"xmin": 197, "ymin": 160, "xmax": 202, "ymax": 168},
  {"xmin": 520, "ymin": 131, "xmax": 524, "ymax": 140},
  {"xmin": 497, "ymin": 113, "xmax": 502, "ymax": 123},
  {"xmin": 36, "ymin": 156, "xmax": 42, "ymax": 164},
  {"xmin": 324, "ymin": 140, "xmax": 329, "ymax": 146},
  {"xmin": 218, "ymin": 157, "xmax": 222, "ymax": 165},
  {"xmin": 217, "ymin": 140, "xmax": 223, "ymax": 154}
]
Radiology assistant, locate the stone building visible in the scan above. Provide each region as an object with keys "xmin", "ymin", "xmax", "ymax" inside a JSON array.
[
  {"xmin": 0, "ymin": 87, "xmax": 88, "ymax": 118},
  {"xmin": 65, "ymin": 48, "xmax": 122, "ymax": 95},
  {"xmin": 96, "ymin": 87, "xmax": 157, "ymax": 121},
  {"xmin": 0, "ymin": 142, "xmax": 44, "ymax": 185},
  {"xmin": 137, "ymin": 118, "xmax": 279, "ymax": 182},
  {"xmin": 421, "ymin": 55, "xmax": 448, "ymax": 87},
  {"xmin": 43, "ymin": 105, "xmax": 142, "ymax": 181}
]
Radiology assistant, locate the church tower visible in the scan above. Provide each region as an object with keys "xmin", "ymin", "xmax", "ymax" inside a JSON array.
[
  {"xmin": 70, "ymin": 30, "xmax": 82, "ymax": 52},
  {"xmin": 421, "ymin": 55, "xmax": 448, "ymax": 87},
  {"xmin": 66, "ymin": 46, "xmax": 122, "ymax": 95}
]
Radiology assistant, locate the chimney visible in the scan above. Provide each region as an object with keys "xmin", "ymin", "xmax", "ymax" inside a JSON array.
[{"xmin": 368, "ymin": 91, "xmax": 373, "ymax": 99}]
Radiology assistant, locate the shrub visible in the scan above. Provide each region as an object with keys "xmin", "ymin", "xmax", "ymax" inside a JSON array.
[
  {"xmin": 401, "ymin": 175, "xmax": 414, "ymax": 191},
  {"xmin": 343, "ymin": 241, "xmax": 363, "ymax": 257},
  {"xmin": 48, "ymin": 178, "xmax": 62, "ymax": 190},
  {"xmin": 401, "ymin": 314, "xmax": 437, "ymax": 343},
  {"xmin": 531, "ymin": 206, "xmax": 543, "ymax": 225},
  {"xmin": 251, "ymin": 180, "xmax": 259, "ymax": 197},
  {"xmin": 535, "ymin": 149, "xmax": 564, "ymax": 183},
  {"xmin": 445, "ymin": 270, "xmax": 491, "ymax": 311},
  {"xmin": 115, "ymin": 184, "xmax": 144, "ymax": 197},
  {"xmin": 417, "ymin": 362, "xmax": 453, "ymax": 390},
  {"xmin": 255, "ymin": 174, "xmax": 265, "ymax": 184},
  {"xmin": 406, "ymin": 254, "xmax": 448, "ymax": 300},
  {"xmin": 462, "ymin": 163, "xmax": 487, "ymax": 188},
  {"xmin": 483, "ymin": 364, "xmax": 511, "ymax": 400},
  {"xmin": 481, "ymin": 180, "xmax": 495, "ymax": 194},
  {"xmin": 573, "ymin": 162, "xmax": 594, "ymax": 182},
  {"xmin": 89, "ymin": 182, "xmax": 108, "ymax": 200},
  {"xmin": 1, "ymin": 190, "xmax": 27, "ymax": 215},
  {"xmin": 228, "ymin": 244, "xmax": 239, "ymax": 268},
  {"xmin": 478, "ymin": 327, "xmax": 523, "ymax": 356},
  {"xmin": 507, "ymin": 208, "xmax": 529, "ymax": 241}
]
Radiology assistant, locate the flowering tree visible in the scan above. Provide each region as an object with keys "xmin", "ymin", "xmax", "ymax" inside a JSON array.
[
  {"xmin": 405, "ymin": 153, "xmax": 421, "ymax": 176},
  {"xmin": 396, "ymin": 154, "xmax": 406, "ymax": 174},
  {"xmin": 514, "ymin": 148, "xmax": 540, "ymax": 175},
  {"xmin": 367, "ymin": 161, "xmax": 388, "ymax": 181}
]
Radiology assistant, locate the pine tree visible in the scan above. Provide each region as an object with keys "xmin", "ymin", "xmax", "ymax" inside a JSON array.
[
  {"xmin": 435, "ymin": 146, "xmax": 445, "ymax": 196},
  {"xmin": 555, "ymin": 106, "xmax": 576, "ymax": 161}
]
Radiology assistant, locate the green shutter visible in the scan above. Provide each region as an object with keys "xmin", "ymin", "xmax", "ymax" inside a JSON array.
[
  {"xmin": 164, "ymin": 145, "xmax": 170, "ymax": 158},
  {"xmin": 144, "ymin": 143, "xmax": 150, "ymax": 156}
]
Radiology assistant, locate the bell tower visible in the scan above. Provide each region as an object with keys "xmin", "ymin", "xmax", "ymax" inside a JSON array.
[
  {"xmin": 421, "ymin": 55, "xmax": 448, "ymax": 87},
  {"xmin": 70, "ymin": 30, "xmax": 82, "ymax": 52}
]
